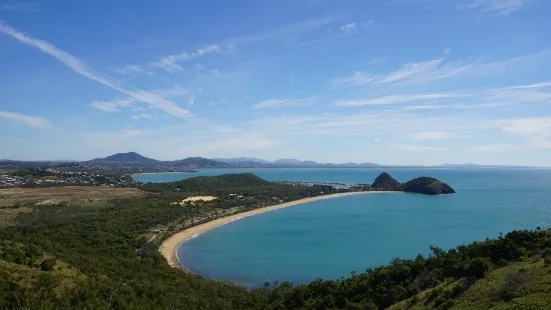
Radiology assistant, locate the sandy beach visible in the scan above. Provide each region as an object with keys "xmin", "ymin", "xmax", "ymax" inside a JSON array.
[{"xmin": 159, "ymin": 191, "xmax": 399, "ymax": 270}]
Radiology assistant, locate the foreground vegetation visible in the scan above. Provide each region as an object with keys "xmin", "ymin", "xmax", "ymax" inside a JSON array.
[{"xmin": 0, "ymin": 174, "xmax": 549, "ymax": 309}]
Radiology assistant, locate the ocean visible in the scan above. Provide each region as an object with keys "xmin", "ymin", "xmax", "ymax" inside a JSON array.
[{"xmin": 133, "ymin": 168, "xmax": 551, "ymax": 288}]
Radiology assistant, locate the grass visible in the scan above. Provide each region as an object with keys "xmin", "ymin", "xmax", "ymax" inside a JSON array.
[
  {"xmin": 0, "ymin": 206, "xmax": 32, "ymax": 228},
  {"xmin": 0, "ymin": 186, "xmax": 151, "ymax": 206},
  {"xmin": 387, "ymin": 257, "xmax": 551, "ymax": 310}
]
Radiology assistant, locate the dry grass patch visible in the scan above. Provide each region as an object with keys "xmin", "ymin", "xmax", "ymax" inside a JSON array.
[{"xmin": 0, "ymin": 186, "xmax": 151, "ymax": 206}]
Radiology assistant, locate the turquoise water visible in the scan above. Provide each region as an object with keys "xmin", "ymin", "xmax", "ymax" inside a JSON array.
[{"xmin": 134, "ymin": 168, "xmax": 551, "ymax": 288}]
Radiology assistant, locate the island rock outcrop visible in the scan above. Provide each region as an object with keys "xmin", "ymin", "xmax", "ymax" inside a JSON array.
[
  {"xmin": 371, "ymin": 172, "xmax": 401, "ymax": 189},
  {"xmin": 402, "ymin": 177, "xmax": 456, "ymax": 195},
  {"xmin": 370, "ymin": 173, "xmax": 456, "ymax": 195}
]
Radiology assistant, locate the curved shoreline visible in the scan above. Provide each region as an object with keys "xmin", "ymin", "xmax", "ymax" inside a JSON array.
[{"xmin": 159, "ymin": 191, "xmax": 400, "ymax": 271}]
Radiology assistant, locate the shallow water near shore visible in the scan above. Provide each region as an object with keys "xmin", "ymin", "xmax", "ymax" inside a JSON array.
[{"xmin": 136, "ymin": 168, "xmax": 551, "ymax": 288}]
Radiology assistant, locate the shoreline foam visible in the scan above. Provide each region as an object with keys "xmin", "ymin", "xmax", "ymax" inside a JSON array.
[{"xmin": 159, "ymin": 191, "xmax": 400, "ymax": 271}]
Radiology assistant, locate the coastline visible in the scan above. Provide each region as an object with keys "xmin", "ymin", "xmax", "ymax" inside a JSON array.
[
  {"xmin": 131, "ymin": 171, "xmax": 196, "ymax": 176},
  {"xmin": 159, "ymin": 190, "xmax": 400, "ymax": 271}
]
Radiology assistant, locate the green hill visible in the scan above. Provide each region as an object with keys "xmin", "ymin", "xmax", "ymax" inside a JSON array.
[
  {"xmin": 388, "ymin": 254, "xmax": 551, "ymax": 310},
  {"xmin": 142, "ymin": 173, "xmax": 269, "ymax": 192},
  {"xmin": 370, "ymin": 173, "xmax": 456, "ymax": 195},
  {"xmin": 403, "ymin": 177, "xmax": 456, "ymax": 195},
  {"xmin": 371, "ymin": 172, "xmax": 402, "ymax": 189}
]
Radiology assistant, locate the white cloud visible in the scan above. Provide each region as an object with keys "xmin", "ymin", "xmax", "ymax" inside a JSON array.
[
  {"xmin": 459, "ymin": 0, "xmax": 532, "ymax": 15},
  {"xmin": 228, "ymin": 16, "xmax": 336, "ymax": 45},
  {"xmin": 132, "ymin": 113, "xmax": 154, "ymax": 120},
  {"xmin": 379, "ymin": 58, "xmax": 443, "ymax": 83},
  {"xmin": 183, "ymin": 137, "xmax": 277, "ymax": 156},
  {"xmin": 0, "ymin": 23, "xmax": 190, "ymax": 118},
  {"xmin": 188, "ymin": 95, "xmax": 196, "ymax": 106},
  {"xmin": 501, "ymin": 118, "xmax": 551, "ymax": 149},
  {"xmin": 340, "ymin": 22, "xmax": 357, "ymax": 34},
  {"xmin": 254, "ymin": 98, "xmax": 314, "ymax": 108},
  {"xmin": 90, "ymin": 98, "xmax": 135, "ymax": 112},
  {"xmin": 335, "ymin": 80, "xmax": 551, "ymax": 109},
  {"xmin": 331, "ymin": 71, "xmax": 375, "ymax": 87},
  {"xmin": 391, "ymin": 144, "xmax": 449, "ymax": 151},
  {"xmin": 0, "ymin": 111, "xmax": 51, "ymax": 128},
  {"xmin": 151, "ymin": 45, "xmax": 223, "ymax": 73},
  {"xmin": 411, "ymin": 131, "xmax": 459, "ymax": 140},
  {"xmin": 471, "ymin": 144, "xmax": 520, "ymax": 151},
  {"xmin": 1, "ymin": 1, "xmax": 38, "ymax": 13},
  {"xmin": 334, "ymin": 93, "xmax": 463, "ymax": 106},
  {"xmin": 332, "ymin": 54, "xmax": 477, "ymax": 87},
  {"xmin": 116, "ymin": 64, "xmax": 155, "ymax": 76}
]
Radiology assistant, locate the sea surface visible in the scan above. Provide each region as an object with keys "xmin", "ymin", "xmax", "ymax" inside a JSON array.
[{"xmin": 133, "ymin": 168, "xmax": 551, "ymax": 288}]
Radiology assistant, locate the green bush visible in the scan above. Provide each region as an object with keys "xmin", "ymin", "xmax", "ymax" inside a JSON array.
[{"xmin": 40, "ymin": 258, "xmax": 56, "ymax": 271}]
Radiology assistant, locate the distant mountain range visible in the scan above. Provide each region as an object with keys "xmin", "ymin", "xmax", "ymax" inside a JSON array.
[
  {"xmin": 214, "ymin": 157, "xmax": 381, "ymax": 168},
  {"xmin": 90, "ymin": 152, "xmax": 231, "ymax": 168},
  {"xmin": 1, "ymin": 152, "xmax": 544, "ymax": 169},
  {"xmin": 86, "ymin": 153, "xmax": 382, "ymax": 168}
]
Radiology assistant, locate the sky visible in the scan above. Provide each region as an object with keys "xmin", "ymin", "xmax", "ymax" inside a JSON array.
[{"xmin": 1, "ymin": 0, "xmax": 550, "ymax": 166}]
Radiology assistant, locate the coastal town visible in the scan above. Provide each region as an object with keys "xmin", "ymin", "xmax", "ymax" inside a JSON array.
[
  {"xmin": 0, "ymin": 163, "xmax": 140, "ymax": 188},
  {"xmin": 0, "ymin": 160, "xmax": 198, "ymax": 188}
]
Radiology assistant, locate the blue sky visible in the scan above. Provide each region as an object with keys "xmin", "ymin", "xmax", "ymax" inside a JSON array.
[{"xmin": 1, "ymin": 0, "xmax": 550, "ymax": 165}]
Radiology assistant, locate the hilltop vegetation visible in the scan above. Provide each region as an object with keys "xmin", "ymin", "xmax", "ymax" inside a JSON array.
[
  {"xmin": 371, "ymin": 173, "xmax": 455, "ymax": 195},
  {"xmin": 403, "ymin": 177, "xmax": 456, "ymax": 195},
  {"xmin": 371, "ymin": 172, "xmax": 401, "ymax": 189},
  {"xmin": 0, "ymin": 173, "xmax": 547, "ymax": 309}
]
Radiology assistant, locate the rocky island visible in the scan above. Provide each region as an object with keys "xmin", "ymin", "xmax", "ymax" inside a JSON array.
[{"xmin": 371, "ymin": 172, "xmax": 456, "ymax": 195}]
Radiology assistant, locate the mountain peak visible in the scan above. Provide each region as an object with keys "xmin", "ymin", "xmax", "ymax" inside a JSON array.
[{"xmin": 91, "ymin": 152, "xmax": 157, "ymax": 163}]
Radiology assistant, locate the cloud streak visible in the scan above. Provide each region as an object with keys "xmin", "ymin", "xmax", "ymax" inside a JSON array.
[
  {"xmin": 331, "ymin": 54, "xmax": 477, "ymax": 87},
  {"xmin": 334, "ymin": 80, "xmax": 551, "ymax": 108},
  {"xmin": 334, "ymin": 93, "xmax": 463, "ymax": 106},
  {"xmin": 458, "ymin": 0, "xmax": 533, "ymax": 15},
  {"xmin": 254, "ymin": 98, "xmax": 314, "ymax": 108},
  {"xmin": 0, "ymin": 23, "xmax": 190, "ymax": 118},
  {"xmin": 340, "ymin": 22, "xmax": 357, "ymax": 34},
  {"xmin": 391, "ymin": 144, "xmax": 449, "ymax": 151},
  {"xmin": 0, "ymin": 111, "xmax": 51, "ymax": 128},
  {"xmin": 90, "ymin": 98, "xmax": 135, "ymax": 112},
  {"xmin": 151, "ymin": 45, "xmax": 224, "ymax": 73}
]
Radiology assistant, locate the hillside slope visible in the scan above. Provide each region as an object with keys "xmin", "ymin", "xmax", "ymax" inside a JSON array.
[{"xmin": 388, "ymin": 257, "xmax": 551, "ymax": 310}]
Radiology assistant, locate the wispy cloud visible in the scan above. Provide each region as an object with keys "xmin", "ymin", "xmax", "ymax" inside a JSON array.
[
  {"xmin": 411, "ymin": 131, "xmax": 460, "ymax": 140},
  {"xmin": 379, "ymin": 58, "xmax": 444, "ymax": 83},
  {"xmin": 183, "ymin": 137, "xmax": 278, "ymax": 156},
  {"xmin": 334, "ymin": 93, "xmax": 463, "ymax": 106},
  {"xmin": 331, "ymin": 71, "xmax": 375, "ymax": 87},
  {"xmin": 335, "ymin": 80, "xmax": 551, "ymax": 109},
  {"xmin": 151, "ymin": 45, "xmax": 223, "ymax": 73},
  {"xmin": 458, "ymin": 0, "xmax": 534, "ymax": 15},
  {"xmin": 471, "ymin": 144, "xmax": 520, "ymax": 151},
  {"xmin": 0, "ymin": 111, "xmax": 51, "ymax": 128},
  {"xmin": 132, "ymin": 112, "xmax": 154, "ymax": 120},
  {"xmin": 254, "ymin": 98, "xmax": 314, "ymax": 108},
  {"xmin": 501, "ymin": 118, "xmax": 551, "ymax": 148},
  {"xmin": 331, "ymin": 53, "xmax": 477, "ymax": 87},
  {"xmin": 0, "ymin": 23, "xmax": 190, "ymax": 118},
  {"xmin": 340, "ymin": 22, "xmax": 357, "ymax": 34},
  {"xmin": 90, "ymin": 98, "xmax": 135, "ymax": 112},
  {"xmin": 227, "ymin": 16, "xmax": 336, "ymax": 45},
  {"xmin": 0, "ymin": 1, "xmax": 38, "ymax": 13},
  {"xmin": 188, "ymin": 95, "xmax": 196, "ymax": 106},
  {"xmin": 116, "ymin": 64, "xmax": 155, "ymax": 76},
  {"xmin": 391, "ymin": 144, "xmax": 449, "ymax": 151}
]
